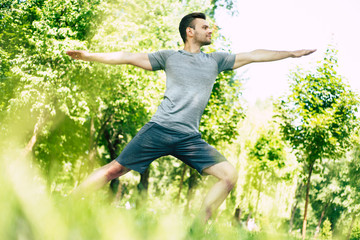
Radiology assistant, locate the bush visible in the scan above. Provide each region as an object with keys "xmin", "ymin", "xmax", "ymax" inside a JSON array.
[
  {"xmin": 320, "ymin": 219, "xmax": 332, "ymax": 240},
  {"xmin": 350, "ymin": 224, "xmax": 360, "ymax": 240}
]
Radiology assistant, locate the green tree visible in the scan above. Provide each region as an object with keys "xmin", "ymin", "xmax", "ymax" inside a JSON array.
[
  {"xmin": 276, "ymin": 48, "xmax": 359, "ymax": 240},
  {"xmin": 1, "ymin": 0, "xmax": 243, "ymax": 202},
  {"xmin": 343, "ymin": 142, "xmax": 360, "ymax": 240},
  {"xmin": 310, "ymin": 158, "xmax": 345, "ymax": 238},
  {"xmin": 245, "ymin": 126, "xmax": 288, "ymax": 218},
  {"xmin": 0, "ymin": 0, "xmax": 246, "ymax": 238},
  {"xmin": 0, "ymin": 0, "xmax": 104, "ymax": 150}
]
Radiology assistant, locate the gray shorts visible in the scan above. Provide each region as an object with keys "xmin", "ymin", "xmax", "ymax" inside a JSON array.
[{"xmin": 115, "ymin": 122, "xmax": 227, "ymax": 174}]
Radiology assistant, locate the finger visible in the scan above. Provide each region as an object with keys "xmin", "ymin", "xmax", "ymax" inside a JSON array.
[
  {"xmin": 298, "ymin": 49, "xmax": 315, "ymax": 57},
  {"xmin": 306, "ymin": 49, "xmax": 317, "ymax": 55}
]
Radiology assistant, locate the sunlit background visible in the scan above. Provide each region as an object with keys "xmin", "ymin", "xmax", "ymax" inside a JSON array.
[
  {"xmin": 1, "ymin": 0, "xmax": 360, "ymax": 239},
  {"xmin": 215, "ymin": 0, "xmax": 360, "ymax": 104}
]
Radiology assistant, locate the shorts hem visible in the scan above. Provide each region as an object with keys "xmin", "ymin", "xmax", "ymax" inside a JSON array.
[
  {"xmin": 199, "ymin": 159, "xmax": 227, "ymax": 175},
  {"xmin": 115, "ymin": 158, "xmax": 145, "ymax": 174}
]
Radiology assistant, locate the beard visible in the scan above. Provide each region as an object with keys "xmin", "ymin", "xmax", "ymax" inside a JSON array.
[
  {"xmin": 194, "ymin": 32, "xmax": 212, "ymax": 46},
  {"xmin": 202, "ymin": 39, "xmax": 211, "ymax": 46}
]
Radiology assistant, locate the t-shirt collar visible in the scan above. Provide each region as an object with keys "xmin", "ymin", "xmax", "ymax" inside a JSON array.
[{"xmin": 179, "ymin": 49, "xmax": 203, "ymax": 56}]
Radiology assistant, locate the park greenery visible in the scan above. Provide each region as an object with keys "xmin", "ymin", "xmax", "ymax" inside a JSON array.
[{"xmin": 0, "ymin": 0, "xmax": 359, "ymax": 239}]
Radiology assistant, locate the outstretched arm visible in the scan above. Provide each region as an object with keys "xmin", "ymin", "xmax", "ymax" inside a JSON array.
[
  {"xmin": 66, "ymin": 50, "xmax": 152, "ymax": 71},
  {"xmin": 232, "ymin": 49, "xmax": 316, "ymax": 69}
]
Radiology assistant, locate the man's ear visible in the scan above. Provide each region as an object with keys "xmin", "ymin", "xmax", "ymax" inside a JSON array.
[{"xmin": 186, "ymin": 27, "xmax": 194, "ymax": 38}]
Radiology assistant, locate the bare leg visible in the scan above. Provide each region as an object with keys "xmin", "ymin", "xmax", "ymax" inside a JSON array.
[
  {"xmin": 199, "ymin": 161, "xmax": 238, "ymax": 223},
  {"xmin": 72, "ymin": 160, "xmax": 131, "ymax": 197}
]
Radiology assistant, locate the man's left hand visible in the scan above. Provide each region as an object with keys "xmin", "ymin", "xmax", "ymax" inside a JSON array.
[{"xmin": 292, "ymin": 49, "xmax": 317, "ymax": 58}]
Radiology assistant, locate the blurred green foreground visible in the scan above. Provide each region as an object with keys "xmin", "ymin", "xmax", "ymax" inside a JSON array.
[
  {"xmin": 2, "ymin": 0, "xmax": 360, "ymax": 239},
  {"xmin": 0, "ymin": 150, "xmax": 299, "ymax": 240}
]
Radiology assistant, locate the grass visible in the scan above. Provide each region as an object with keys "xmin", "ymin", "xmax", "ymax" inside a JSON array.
[
  {"xmin": 0, "ymin": 149, "xmax": 304, "ymax": 240},
  {"xmin": 1, "ymin": 190, "xmax": 303, "ymax": 240}
]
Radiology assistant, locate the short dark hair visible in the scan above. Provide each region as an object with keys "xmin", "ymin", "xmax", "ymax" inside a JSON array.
[{"xmin": 179, "ymin": 12, "xmax": 206, "ymax": 43}]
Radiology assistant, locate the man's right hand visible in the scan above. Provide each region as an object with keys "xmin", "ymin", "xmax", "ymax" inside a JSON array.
[{"xmin": 66, "ymin": 50, "xmax": 90, "ymax": 61}]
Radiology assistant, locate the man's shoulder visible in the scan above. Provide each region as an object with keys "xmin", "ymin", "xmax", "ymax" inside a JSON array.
[
  {"xmin": 208, "ymin": 51, "xmax": 235, "ymax": 62},
  {"xmin": 150, "ymin": 49, "xmax": 178, "ymax": 60},
  {"xmin": 159, "ymin": 49, "xmax": 177, "ymax": 53},
  {"xmin": 148, "ymin": 50, "xmax": 179, "ymax": 70},
  {"xmin": 208, "ymin": 51, "xmax": 233, "ymax": 58},
  {"xmin": 155, "ymin": 49, "xmax": 178, "ymax": 55},
  {"xmin": 207, "ymin": 51, "xmax": 236, "ymax": 72}
]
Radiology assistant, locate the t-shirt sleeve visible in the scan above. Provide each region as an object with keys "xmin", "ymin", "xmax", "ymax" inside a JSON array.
[
  {"xmin": 210, "ymin": 52, "xmax": 236, "ymax": 73},
  {"xmin": 148, "ymin": 50, "xmax": 176, "ymax": 71}
]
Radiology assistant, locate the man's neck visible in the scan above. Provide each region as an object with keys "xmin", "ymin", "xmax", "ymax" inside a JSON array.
[{"xmin": 183, "ymin": 43, "xmax": 201, "ymax": 53}]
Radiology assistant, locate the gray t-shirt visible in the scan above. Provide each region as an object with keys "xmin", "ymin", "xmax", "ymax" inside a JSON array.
[{"xmin": 148, "ymin": 49, "xmax": 236, "ymax": 133}]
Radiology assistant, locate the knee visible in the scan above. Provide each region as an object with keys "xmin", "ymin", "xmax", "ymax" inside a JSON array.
[{"xmin": 223, "ymin": 168, "xmax": 238, "ymax": 191}]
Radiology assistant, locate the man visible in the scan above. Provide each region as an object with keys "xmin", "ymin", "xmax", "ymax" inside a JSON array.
[{"xmin": 66, "ymin": 12, "xmax": 315, "ymax": 223}]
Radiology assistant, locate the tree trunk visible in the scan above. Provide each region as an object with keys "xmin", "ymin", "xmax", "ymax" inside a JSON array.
[
  {"xmin": 103, "ymin": 124, "xmax": 120, "ymax": 161},
  {"xmin": 290, "ymin": 182, "xmax": 304, "ymax": 232},
  {"xmin": 302, "ymin": 161, "xmax": 315, "ymax": 240},
  {"xmin": 138, "ymin": 168, "xmax": 150, "ymax": 195},
  {"xmin": 234, "ymin": 207, "xmax": 242, "ymax": 223},
  {"xmin": 246, "ymin": 210, "xmax": 253, "ymax": 226},
  {"xmin": 185, "ymin": 168, "xmax": 198, "ymax": 214},
  {"xmin": 100, "ymin": 114, "xmax": 127, "ymax": 197},
  {"xmin": 255, "ymin": 174, "xmax": 263, "ymax": 216},
  {"xmin": 176, "ymin": 164, "xmax": 187, "ymax": 203},
  {"xmin": 88, "ymin": 116, "xmax": 97, "ymax": 171},
  {"xmin": 346, "ymin": 213, "xmax": 357, "ymax": 240},
  {"xmin": 314, "ymin": 201, "xmax": 330, "ymax": 239},
  {"xmin": 289, "ymin": 200, "xmax": 299, "ymax": 232},
  {"xmin": 88, "ymin": 113, "xmax": 112, "ymax": 172},
  {"xmin": 135, "ymin": 168, "xmax": 150, "ymax": 208},
  {"xmin": 115, "ymin": 182, "xmax": 124, "ymax": 201},
  {"xmin": 23, "ymin": 113, "xmax": 47, "ymax": 157}
]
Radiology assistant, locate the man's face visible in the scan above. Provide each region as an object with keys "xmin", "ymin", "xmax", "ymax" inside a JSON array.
[{"xmin": 191, "ymin": 18, "xmax": 212, "ymax": 46}]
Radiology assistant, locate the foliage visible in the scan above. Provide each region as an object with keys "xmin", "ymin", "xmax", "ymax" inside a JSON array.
[
  {"xmin": 207, "ymin": 0, "xmax": 238, "ymax": 17},
  {"xmin": 349, "ymin": 223, "xmax": 360, "ymax": 240},
  {"xmin": 0, "ymin": 154, "xmax": 304, "ymax": 240},
  {"xmin": 244, "ymin": 126, "xmax": 289, "ymax": 214},
  {"xmin": 346, "ymin": 142, "xmax": 360, "ymax": 214},
  {"xmin": 336, "ymin": 142, "xmax": 360, "ymax": 238},
  {"xmin": 200, "ymin": 69, "xmax": 244, "ymax": 145},
  {"xmin": 319, "ymin": 218, "xmax": 332, "ymax": 240},
  {"xmin": 0, "ymin": 0, "xmax": 103, "ymax": 127},
  {"xmin": 309, "ymin": 158, "xmax": 345, "ymax": 229},
  {"xmin": 248, "ymin": 127, "xmax": 287, "ymax": 170},
  {"xmin": 277, "ymin": 48, "xmax": 359, "ymax": 163},
  {"xmin": 3, "ymin": 0, "xmax": 360, "ymax": 238},
  {"xmin": 276, "ymin": 47, "xmax": 359, "ymax": 239},
  {"xmin": 0, "ymin": 1, "xmax": 246, "ymax": 233}
]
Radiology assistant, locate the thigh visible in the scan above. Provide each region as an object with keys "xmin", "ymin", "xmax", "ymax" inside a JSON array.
[
  {"xmin": 173, "ymin": 134, "xmax": 227, "ymax": 175},
  {"xmin": 202, "ymin": 161, "xmax": 237, "ymax": 180},
  {"xmin": 115, "ymin": 122, "xmax": 171, "ymax": 174}
]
